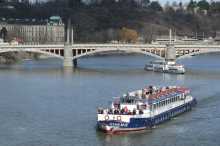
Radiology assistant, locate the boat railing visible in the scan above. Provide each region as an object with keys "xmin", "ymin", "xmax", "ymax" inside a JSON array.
[{"xmin": 97, "ymin": 108, "xmax": 144, "ymax": 116}]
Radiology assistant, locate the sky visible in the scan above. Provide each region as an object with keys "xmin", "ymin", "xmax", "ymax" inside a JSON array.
[
  {"xmin": 158, "ymin": 0, "xmax": 189, "ymax": 5},
  {"xmin": 156, "ymin": 0, "xmax": 212, "ymax": 5}
]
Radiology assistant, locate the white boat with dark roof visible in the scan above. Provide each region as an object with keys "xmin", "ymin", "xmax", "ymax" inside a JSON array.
[{"xmin": 144, "ymin": 60, "xmax": 185, "ymax": 74}]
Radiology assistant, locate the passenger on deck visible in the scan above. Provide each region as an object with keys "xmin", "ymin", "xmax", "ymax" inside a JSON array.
[
  {"xmin": 108, "ymin": 109, "xmax": 113, "ymax": 114},
  {"xmin": 139, "ymin": 110, "xmax": 144, "ymax": 115},
  {"xmin": 114, "ymin": 109, "xmax": 119, "ymax": 114},
  {"xmin": 133, "ymin": 109, "xmax": 136, "ymax": 115},
  {"xmin": 124, "ymin": 106, "xmax": 128, "ymax": 113}
]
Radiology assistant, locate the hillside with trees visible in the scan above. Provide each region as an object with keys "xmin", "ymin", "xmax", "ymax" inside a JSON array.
[{"xmin": 0, "ymin": 0, "xmax": 220, "ymax": 43}]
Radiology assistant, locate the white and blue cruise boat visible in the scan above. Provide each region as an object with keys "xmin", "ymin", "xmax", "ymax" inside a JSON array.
[
  {"xmin": 145, "ymin": 60, "xmax": 185, "ymax": 74},
  {"xmin": 97, "ymin": 86, "xmax": 196, "ymax": 133}
]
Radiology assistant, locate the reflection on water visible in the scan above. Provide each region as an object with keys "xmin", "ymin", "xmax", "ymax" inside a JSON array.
[{"xmin": 0, "ymin": 54, "xmax": 220, "ymax": 146}]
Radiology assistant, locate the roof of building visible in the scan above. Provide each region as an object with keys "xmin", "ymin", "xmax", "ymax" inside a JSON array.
[{"xmin": 49, "ymin": 16, "xmax": 61, "ymax": 20}]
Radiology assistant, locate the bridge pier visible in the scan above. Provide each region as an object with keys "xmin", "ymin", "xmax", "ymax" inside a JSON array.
[
  {"xmin": 63, "ymin": 43, "xmax": 73, "ymax": 67},
  {"xmin": 73, "ymin": 59, "xmax": 77, "ymax": 67},
  {"xmin": 63, "ymin": 18, "xmax": 74, "ymax": 68},
  {"xmin": 165, "ymin": 44, "xmax": 176, "ymax": 61}
]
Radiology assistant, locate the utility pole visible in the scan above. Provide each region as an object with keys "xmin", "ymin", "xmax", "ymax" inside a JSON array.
[
  {"xmin": 203, "ymin": 32, "xmax": 205, "ymax": 40},
  {"xmin": 169, "ymin": 28, "xmax": 172, "ymax": 44},
  {"xmin": 166, "ymin": 29, "xmax": 176, "ymax": 62},
  {"xmin": 71, "ymin": 26, "xmax": 74, "ymax": 44}
]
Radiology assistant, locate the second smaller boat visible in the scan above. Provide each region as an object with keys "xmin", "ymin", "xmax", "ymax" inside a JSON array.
[{"xmin": 145, "ymin": 60, "xmax": 185, "ymax": 74}]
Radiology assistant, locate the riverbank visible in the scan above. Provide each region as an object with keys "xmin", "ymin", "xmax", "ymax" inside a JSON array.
[{"xmin": 0, "ymin": 52, "xmax": 39, "ymax": 64}]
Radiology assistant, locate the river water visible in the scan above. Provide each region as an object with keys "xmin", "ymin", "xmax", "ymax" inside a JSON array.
[{"xmin": 0, "ymin": 53, "xmax": 220, "ymax": 146}]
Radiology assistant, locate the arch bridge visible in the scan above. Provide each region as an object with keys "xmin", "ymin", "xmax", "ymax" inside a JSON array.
[{"xmin": 0, "ymin": 44, "xmax": 220, "ymax": 67}]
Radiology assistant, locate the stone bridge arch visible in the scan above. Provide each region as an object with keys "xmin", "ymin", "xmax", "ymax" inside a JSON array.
[
  {"xmin": 0, "ymin": 49, "xmax": 64, "ymax": 59},
  {"xmin": 176, "ymin": 49, "xmax": 220, "ymax": 60},
  {"xmin": 72, "ymin": 48, "xmax": 164, "ymax": 60}
]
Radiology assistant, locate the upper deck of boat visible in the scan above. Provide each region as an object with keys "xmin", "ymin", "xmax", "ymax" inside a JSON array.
[
  {"xmin": 115, "ymin": 86, "xmax": 190, "ymax": 105},
  {"xmin": 147, "ymin": 87, "xmax": 189, "ymax": 104}
]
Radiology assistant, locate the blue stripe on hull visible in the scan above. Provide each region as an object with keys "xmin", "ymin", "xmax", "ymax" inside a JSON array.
[{"xmin": 97, "ymin": 98, "xmax": 197, "ymax": 132}]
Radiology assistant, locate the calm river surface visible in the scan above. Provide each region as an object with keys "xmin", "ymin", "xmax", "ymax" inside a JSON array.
[{"xmin": 0, "ymin": 53, "xmax": 220, "ymax": 146}]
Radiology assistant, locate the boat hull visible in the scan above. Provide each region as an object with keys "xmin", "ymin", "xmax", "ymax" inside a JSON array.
[
  {"xmin": 97, "ymin": 123, "xmax": 147, "ymax": 134},
  {"xmin": 144, "ymin": 66, "xmax": 185, "ymax": 74}
]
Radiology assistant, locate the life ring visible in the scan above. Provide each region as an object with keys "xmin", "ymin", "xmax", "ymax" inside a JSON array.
[
  {"xmin": 117, "ymin": 116, "xmax": 121, "ymax": 121},
  {"xmin": 105, "ymin": 115, "xmax": 109, "ymax": 121}
]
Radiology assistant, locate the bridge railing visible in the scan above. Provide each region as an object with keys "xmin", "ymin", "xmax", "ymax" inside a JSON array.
[{"xmin": 0, "ymin": 43, "xmax": 220, "ymax": 50}]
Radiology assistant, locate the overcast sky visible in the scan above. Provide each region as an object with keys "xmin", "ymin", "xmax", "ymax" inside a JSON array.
[
  {"xmin": 154, "ymin": 0, "xmax": 213, "ymax": 5},
  {"xmin": 156, "ymin": 0, "xmax": 213, "ymax": 4},
  {"xmin": 158, "ymin": 0, "xmax": 189, "ymax": 5}
]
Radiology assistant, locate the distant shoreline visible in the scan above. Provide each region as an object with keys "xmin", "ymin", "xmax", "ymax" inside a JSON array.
[{"xmin": 0, "ymin": 52, "xmax": 39, "ymax": 64}]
